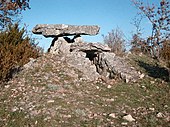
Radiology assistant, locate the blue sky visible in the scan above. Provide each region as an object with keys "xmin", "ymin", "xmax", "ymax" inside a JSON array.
[{"xmin": 21, "ymin": 0, "xmax": 160, "ymax": 51}]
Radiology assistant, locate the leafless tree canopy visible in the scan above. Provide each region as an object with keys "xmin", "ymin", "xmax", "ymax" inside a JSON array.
[
  {"xmin": 132, "ymin": 0, "xmax": 170, "ymax": 58},
  {"xmin": 0, "ymin": 0, "xmax": 30, "ymax": 29},
  {"xmin": 103, "ymin": 28, "xmax": 125, "ymax": 55}
]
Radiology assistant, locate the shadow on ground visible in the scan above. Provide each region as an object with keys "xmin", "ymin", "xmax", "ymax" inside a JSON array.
[{"xmin": 137, "ymin": 60, "xmax": 169, "ymax": 82}]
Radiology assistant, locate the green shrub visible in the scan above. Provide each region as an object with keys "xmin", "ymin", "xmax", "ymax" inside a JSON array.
[{"xmin": 0, "ymin": 24, "xmax": 41, "ymax": 82}]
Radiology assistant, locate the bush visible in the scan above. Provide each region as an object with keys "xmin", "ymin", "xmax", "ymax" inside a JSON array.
[
  {"xmin": 0, "ymin": 24, "xmax": 40, "ymax": 82},
  {"xmin": 130, "ymin": 34, "xmax": 152, "ymax": 56}
]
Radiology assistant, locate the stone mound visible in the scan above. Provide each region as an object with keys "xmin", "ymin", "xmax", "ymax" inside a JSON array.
[{"xmin": 32, "ymin": 24, "xmax": 144, "ymax": 82}]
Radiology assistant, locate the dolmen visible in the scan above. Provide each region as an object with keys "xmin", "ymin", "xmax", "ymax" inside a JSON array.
[{"xmin": 32, "ymin": 24, "xmax": 144, "ymax": 82}]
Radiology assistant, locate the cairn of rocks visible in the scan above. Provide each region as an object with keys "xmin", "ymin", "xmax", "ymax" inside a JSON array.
[{"xmin": 32, "ymin": 24, "xmax": 144, "ymax": 82}]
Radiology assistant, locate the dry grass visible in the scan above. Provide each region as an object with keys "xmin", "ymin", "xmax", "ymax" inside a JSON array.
[{"xmin": 0, "ymin": 54, "xmax": 169, "ymax": 126}]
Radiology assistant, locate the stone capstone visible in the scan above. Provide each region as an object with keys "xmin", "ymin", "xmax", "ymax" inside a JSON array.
[{"xmin": 32, "ymin": 24, "xmax": 100, "ymax": 37}]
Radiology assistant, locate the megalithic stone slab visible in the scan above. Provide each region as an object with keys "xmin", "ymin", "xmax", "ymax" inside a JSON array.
[
  {"xmin": 32, "ymin": 24, "xmax": 100, "ymax": 37},
  {"xmin": 70, "ymin": 42, "xmax": 111, "ymax": 52}
]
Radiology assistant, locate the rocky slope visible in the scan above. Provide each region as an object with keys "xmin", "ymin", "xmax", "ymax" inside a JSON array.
[{"xmin": 0, "ymin": 53, "xmax": 169, "ymax": 127}]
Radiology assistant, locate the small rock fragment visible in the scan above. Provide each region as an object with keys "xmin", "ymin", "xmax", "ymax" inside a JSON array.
[
  {"xmin": 150, "ymin": 81, "xmax": 155, "ymax": 84},
  {"xmin": 47, "ymin": 100, "xmax": 55, "ymax": 103},
  {"xmin": 63, "ymin": 114, "xmax": 72, "ymax": 118},
  {"xmin": 109, "ymin": 113, "xmax": 116, "ymax": 118},
  {"xmin": 139, "ymin": 73, "xmax": 145, "ymax": 79},
  {"xmin": 107, "ymin": 85, "xmax": 112, "ymax": 89},
  {"xmin": 4, "ymin": 85, "xmax": 10, "ymax": 88},
  {"xmin": 156, "ymin": 112, "xmax": 164, "ymax": 118},
  {"xmin": 106, "ymin": 98, "xmax": 115, "ymax": 102},
  {"xmin": 11, "ymin": 107, "xmax": 19, "ymax": 112},
  {"xmin": 164, "ymin": 105, "xmax": 168, "ymax": 108},
  {"xmin": 93, "ymin": 113, "xmax": 98, "ymax": 117},
  {"xmin": 149, "ymin": 107, "xmax": 155, "ymax": 111},
  {"xmin": 121, "ymin": 122, "xmax": 128, "ymax": 125},
  {"xmin": 123, "ymin": 114, "xmax": 135, "ymax": 122}
]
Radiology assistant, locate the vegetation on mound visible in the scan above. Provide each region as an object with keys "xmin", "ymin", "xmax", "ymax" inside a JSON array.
[
  {"xmin": 0, "ymin": 0, "xmax": 169, "ymax": 126},
  {"xmin": 0, "ymin": 24, "xmax": 41, "ymax": 83},
  {"xmin": 0, "ymin": 54, "xmax": 169, "ymax": 127}
]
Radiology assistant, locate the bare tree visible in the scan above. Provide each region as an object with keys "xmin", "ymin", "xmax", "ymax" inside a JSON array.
[
  {"xmin": 132, "ymin": 14, "xmax": 143, "ymax": 36},
  {"xmin": 103, "ymin": 27, "xmax": 125, "ymax": 55},
  {"xmin": 131, "ymin": 15, "xmax": 143, "ymax": 50},
  {"xmin": 131, "ymin": 15, "xmax": 153, "ymax": 55},
  {"xmin": 0, "ymin": 0, "xmax": 30, "ymax": 29},
  {"xmin": 132, "ymin": 0, "xmax": 170, "ymax": 59}
]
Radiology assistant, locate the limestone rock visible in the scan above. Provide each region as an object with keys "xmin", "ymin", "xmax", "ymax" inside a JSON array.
[
  {"xmin": 72, "ymin": 35, "xmax": 83, "ymax": 43},
  {"xmin": 49, "ymin": 37, "xmax": 71, "ymax": 55},
  {"xmin": 123, "ymin": 114, "xmax": 135, "ymax": 122},
  {"xmin": 156, "ymin": 112, "xmax": 164, "ymax": 118},
  {"xmin": 121, "ymin": 122, "xmax": 128, "ymax": 125},
  {"xmin": 109, "ymin": 113, "xmax": 116, "ymax": 118},
  {"xmin": 23, "ymin": 58, "xmax": 36, "ymax": 69},
  {"xmin": 94, "ymin": 52, "xmax": 142, "ymax": 82},
  {"xmin": 66, "ymin": 52, "xmax": 100, "ymax": 81},
  {"xmin": 32, "ymin": 24, "xmax": 100, "ymax": 37},
  {"xmin": 70, "ymin": 42, "xmax": 111, "ymax": 52}
]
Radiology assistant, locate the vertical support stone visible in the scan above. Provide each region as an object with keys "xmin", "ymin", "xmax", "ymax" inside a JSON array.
[
  {"xmin": 49, "ymin": 37, "xmax": 71, "ymax": 55},
  {"xmin": 72, "ymin": 35, "xmax": 83, "ymax": 43}
]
